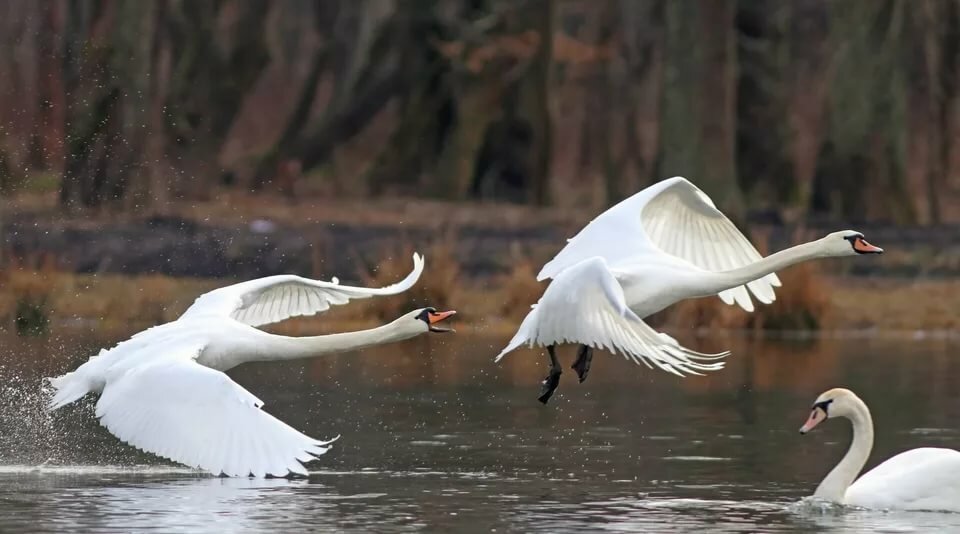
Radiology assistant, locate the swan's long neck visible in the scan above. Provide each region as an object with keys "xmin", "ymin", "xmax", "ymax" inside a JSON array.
[
  {"xmin": 252, "ymin": 321, "xmax": 418, "ymax": 363},
  {"xmin": 694, "ymin": 240, "xmax": 828, "ymax": 296},
  {"xmin": 814, "ymin": 398, "xmax": 874, "ymax": 503}
]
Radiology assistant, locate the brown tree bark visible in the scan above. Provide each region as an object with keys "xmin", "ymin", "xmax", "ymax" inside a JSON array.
[
  {"xmin": 526, "ymin": 0, "xmax": 554, "ymax": 206},
  {"xmin": 283, "ymin": 1, "xmax": 402, "ymax": 177},
  {"xmin": 608, "ymin": 0, "xmax": 664, "ymax": 202},
  {"xmin": 697, "ymin": 0, "xmax": 741, "ymax": 217},
  {"xmin": 786, "ymin": 0, "xmax": 834, "ymax": 219},
  {"xmin": 904, "ymin": 0, "xmax": 945, "ymax": 224},
  {"xmin": 660, "ymin": 1, "xmax": 743, "ymax": 219}
]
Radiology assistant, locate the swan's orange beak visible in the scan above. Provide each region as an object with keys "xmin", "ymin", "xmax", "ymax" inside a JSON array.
[
  {"xmin": 799, "ymin": 407, "xmax": 827, "ymax": 434},
  {"xmin": 427, "ymin": 310, "xmax": 456, "ymax": 333},
  {"xmin": 853, "ymin": 237, "xmax": 883, "ymax": 254}
]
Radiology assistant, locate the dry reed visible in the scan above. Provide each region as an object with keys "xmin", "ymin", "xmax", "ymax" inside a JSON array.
[
  {"xmin": 3, "ymin": 224, "xmax": 943, "ymax": 342},
  {"xmin": 648, "ymin": 228, "xmax": 832, "ymax": 333}
]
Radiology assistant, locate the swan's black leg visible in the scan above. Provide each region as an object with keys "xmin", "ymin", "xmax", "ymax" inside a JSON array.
[
  {"xmin": 571, "ymin": 344, "xmax": 593, "ymax": 383},
  {"xmin": 538, "ymin": 345, "xmax": 562, "ymax": 404}
]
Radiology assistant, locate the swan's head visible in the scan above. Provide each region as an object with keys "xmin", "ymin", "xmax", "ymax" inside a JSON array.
[
  {"xmin": 404, "ymin": 307, "xmax": 457, "ymax": 334},
  {"xmin": 821, "ymin": 231, "xmax": 883, "ymax": 257},
  {"xmin": 799, "ymin": 388, "xmax": 860, "ymax": 434}
]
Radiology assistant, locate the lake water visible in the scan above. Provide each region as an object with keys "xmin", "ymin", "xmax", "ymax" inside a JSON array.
[{"xmin": 1, "ymin": 329, "xmax": 959, "ymax": 532}]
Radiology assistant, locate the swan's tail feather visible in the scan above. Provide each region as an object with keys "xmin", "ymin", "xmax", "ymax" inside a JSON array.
[
  {"xmin": 494, "ymin": 335, "xmax": 528, "ymax": 362},
  {"xmin": 494, "ymin": 305, "xmax": 540, "ymax": 362},
  {"xmin": 46, "ymin": 371, "xmax": 91, "ymax": 411}
]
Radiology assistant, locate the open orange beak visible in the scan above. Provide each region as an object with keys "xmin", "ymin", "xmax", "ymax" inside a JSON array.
[
  {"xmin": 799, "ymin": 407, "xmax": 827, "ymax": 434},
  {"xmin": 853, "ymin": 237, "xmax": 883, "ymax": 254},
  {"xmin": 427, "ymin": 310, "xmax": 456, "ymax": 333}
]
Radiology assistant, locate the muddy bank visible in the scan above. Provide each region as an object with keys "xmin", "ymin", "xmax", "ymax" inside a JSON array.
[{"xmin": 5, "ymin": 214, "xmax": 960, "ymax": 281}]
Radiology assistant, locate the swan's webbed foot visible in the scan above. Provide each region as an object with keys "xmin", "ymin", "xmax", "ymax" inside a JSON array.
[
  {"xmin": 571, "ymin": 344, "xmax": 593, "ymax": 383},
  {"xmin": 538, "ymin": 345, "xmax": 562, "ymax": 404}
]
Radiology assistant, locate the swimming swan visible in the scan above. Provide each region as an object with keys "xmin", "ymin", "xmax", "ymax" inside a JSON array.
[
  {"xmin": 800, "ymin": 387, "xmax": 960, "ymax": 512},
  {"xmin": 496, "ymin": 177, "xmax": 882, "ymax": 403},
  {"xmin": 46, "ymin": 253, "xmax": 456, "ymax": 477}
]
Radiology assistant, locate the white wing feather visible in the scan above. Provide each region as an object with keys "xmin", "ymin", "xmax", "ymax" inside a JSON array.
[
  {"xmin": 496, "ymin": 257, "xmax": 727, "ymax": 376},
  {"xmin": 180, "ymin": 253, "xmax": 424, "ymax": 327},
  {"xmin": 538, "ymin": 177, "xmax": 780, "ymax": 312},
  {"xmin": 95, "ymin": 354, "xmax": 336, "ymax": 477}
]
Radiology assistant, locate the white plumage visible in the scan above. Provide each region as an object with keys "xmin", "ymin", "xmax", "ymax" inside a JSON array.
[
  {"xmin": 800, "ymin": 388, "xmax": 960, "ymax": 512},
  {"xmin": 182, "ymin": 254, "xmax": 424, "ymax": 326},
  {"xmin": 845, "ymin": 448, "xmax": 960, "ymax": 511},
  {"xmin": 95, "ymin": 354, "xmax": 335, "ymax": 477},
  {"xmin": 47, "ymin": 253, "xmax": 455, "ymax": 477},
  {"xmin": 498, "ymin": 176, "xmax": 881, "ymax": 378},
  {"xmin": 496, "ymin": 256, "xmax": 726, "ymax": 376}
]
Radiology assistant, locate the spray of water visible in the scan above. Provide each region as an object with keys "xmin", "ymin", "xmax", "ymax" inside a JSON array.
[
  {"xmin": 0, "ymin": 364, "xmax": 184, "ymax": 470},
  {"xmin": 0, "ymin": 365, "xmax": 63, "ymax": 465}
]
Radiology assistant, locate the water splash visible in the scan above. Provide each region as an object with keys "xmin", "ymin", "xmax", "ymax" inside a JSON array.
[
  {"xmin": 0, "ymin": 365, "xmax": 62, "ymax": 465},
  {"xmin": 786, "ymin": 495, "xmax": 855, "ymax": 515},
  {"xmin": 0, "ymin": 364, "xmax": 173, "ymax": 469}
]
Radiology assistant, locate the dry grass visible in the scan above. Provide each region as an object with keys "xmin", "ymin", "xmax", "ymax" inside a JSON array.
[
  {"xmin": 826, "ymin": 277, "xmax": 960, "ymax": 331},
  {"xmin": 753, "ymin": 262, "xmax": 830, "ymax": 330},
  {"xmin": 0, "ymin": 228, "xmax": 954, "ymax": 340},
  {"xmin": 494, "ymin": 256, "xmax": 545, "ymax": 322},
  {"xmin": 356, "ymin": 235, "xmax": 463, "ymax": 322},
  {"xmin": 5, "ymin": 189, "xmax": 589, "ymax": 235},
  {"xmin": 0, "ymin": 265, "xmax": 218, "ymax": 333},
  {"xmin": 649, "ymin": 230, "xmax": 833, "ymax": 333}
]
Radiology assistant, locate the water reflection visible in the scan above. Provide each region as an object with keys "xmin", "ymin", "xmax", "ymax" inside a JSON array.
[{"xmin": 1, "ymin": 330, "xmax": 959, "ymax": 532}]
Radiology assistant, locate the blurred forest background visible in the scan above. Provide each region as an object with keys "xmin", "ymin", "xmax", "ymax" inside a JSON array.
[
  {"xmin": 2, "ymin": 0, "xmax": 960, "ymax": 224},
  {"xmin": 3, "ymin": 0, "xmax": 960, "ymax": 339}
]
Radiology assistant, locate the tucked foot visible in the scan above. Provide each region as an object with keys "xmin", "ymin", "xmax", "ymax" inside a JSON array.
[
  {"xmin": 571, "ymin": 344, "xmax": 593, "ymax": 383},
  {"xmin": 538, "ymin": 369, "xmax": 562, "ymax": 404}
]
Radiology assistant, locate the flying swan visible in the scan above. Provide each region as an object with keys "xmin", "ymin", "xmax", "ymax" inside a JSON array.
[
  {"xmin": 46, "ymin": 253, "xmax": 456, "ymax": 477},
  {"xmin": 799, "ymin": 388, "xmax": 960, "ymax": 512},
  {"xmin": 495, "ymin": 177, "xmax": 883, "ymax": 403}
]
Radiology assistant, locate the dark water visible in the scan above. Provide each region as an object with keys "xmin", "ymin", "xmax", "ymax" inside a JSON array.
[{"xmin": 1, "ymin": 330, "xmax": 960, "ymax": 532}]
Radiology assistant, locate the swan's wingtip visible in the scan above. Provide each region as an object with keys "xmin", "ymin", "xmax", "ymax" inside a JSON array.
[
  {"xmin": 494, "ymin": 346, "xmax": 516, "ymax": 362},
  {"xmin": 319, "ymin": 434, "xmax": 341, "ymax": 446}
]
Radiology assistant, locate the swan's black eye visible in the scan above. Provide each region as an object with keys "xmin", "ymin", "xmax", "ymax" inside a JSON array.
[
  {"xmin": 812, "ymin": 399, "xmax": 833, "ymax": 414},
  {"xmin": 415, "ymin": 308, "xmax": 436, "ymax": 323},
  {"xmin": 842, "ymin": 234, "xmax": 863, "ymax": 243}
]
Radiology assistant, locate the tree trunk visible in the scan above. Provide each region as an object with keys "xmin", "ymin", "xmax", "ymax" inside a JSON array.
[
  {"xmin": 163, "ymin": 0, "xmax": 271, "ymax": 199},
  {"xmin": 285, "ymin": 2, "xmax": 402, "ymax": 177},
  {"xmin": 36, "ymin": 1, "xmax": 66, "ymax": 173},
  {"xmin": 60, "ymin": 0, "xmax": 118, "ymax": 211},
  {"xmin": 787, "ymin": 0, "xmax": 833, "ymax": 219},
  {"xmin": 251, "ymin": 3, "xmax": 339, "ymax": 189},
  {"xmin": 698, "ymin": 0, "xmax": 741, "ymax": 217},
  {"xmin": 661, "ymin": 1, "xmax": 742, "ymax": 219},
  {"xmin": 526, "ymin": 0, "xmax": 554, "ymax": 206},
  {"xmin": 904, "ymin": 0, "xmax": 944, "ymax": 224},
  {"xmin": 460, "ymin": 1, "xmax": 557, "ymax": 205},
  {"xmin": 943, "ymin": 1, "xmax": 960, "ymax": 221},
  {"xmin": 612, "ymin": 0, "xmax": 664, "ymax": 201}
]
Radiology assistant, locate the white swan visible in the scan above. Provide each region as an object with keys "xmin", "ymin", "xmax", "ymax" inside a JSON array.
[
  {"xmin": 495, "ymin": 177, "xmax": 883, "ymax": 403},
  {"xmin": 799, "ymin": 388, "xmax": 960, "ymax": 512},
  {"xmin": 46, "ymin": 253, "xmax": 456, "ymax": 477}
]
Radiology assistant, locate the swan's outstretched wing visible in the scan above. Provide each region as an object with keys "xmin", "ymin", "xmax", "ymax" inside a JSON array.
[
  {"xmin": 538, "ymin": 176, "xmax": 780, "ymax": 312},
  {"xmin": 496, "ymin": 257, "xmax": 727, "ymax": 376},
  {"xmin": 846, "ymin": 448, "xmax": 960, "ymax": 512},
  {"xmin": 180, "ymin": 253, "xmax": 424, "ymax": 327},
  {"xmin": 96, "ymin": 354, "xmax": 336, "ymax": 477}
]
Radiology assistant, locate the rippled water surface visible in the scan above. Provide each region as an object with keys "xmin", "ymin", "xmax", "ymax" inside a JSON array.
[{"xmin": 2, "ymin": 330, "xmax": 960, "ymax": 532}]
